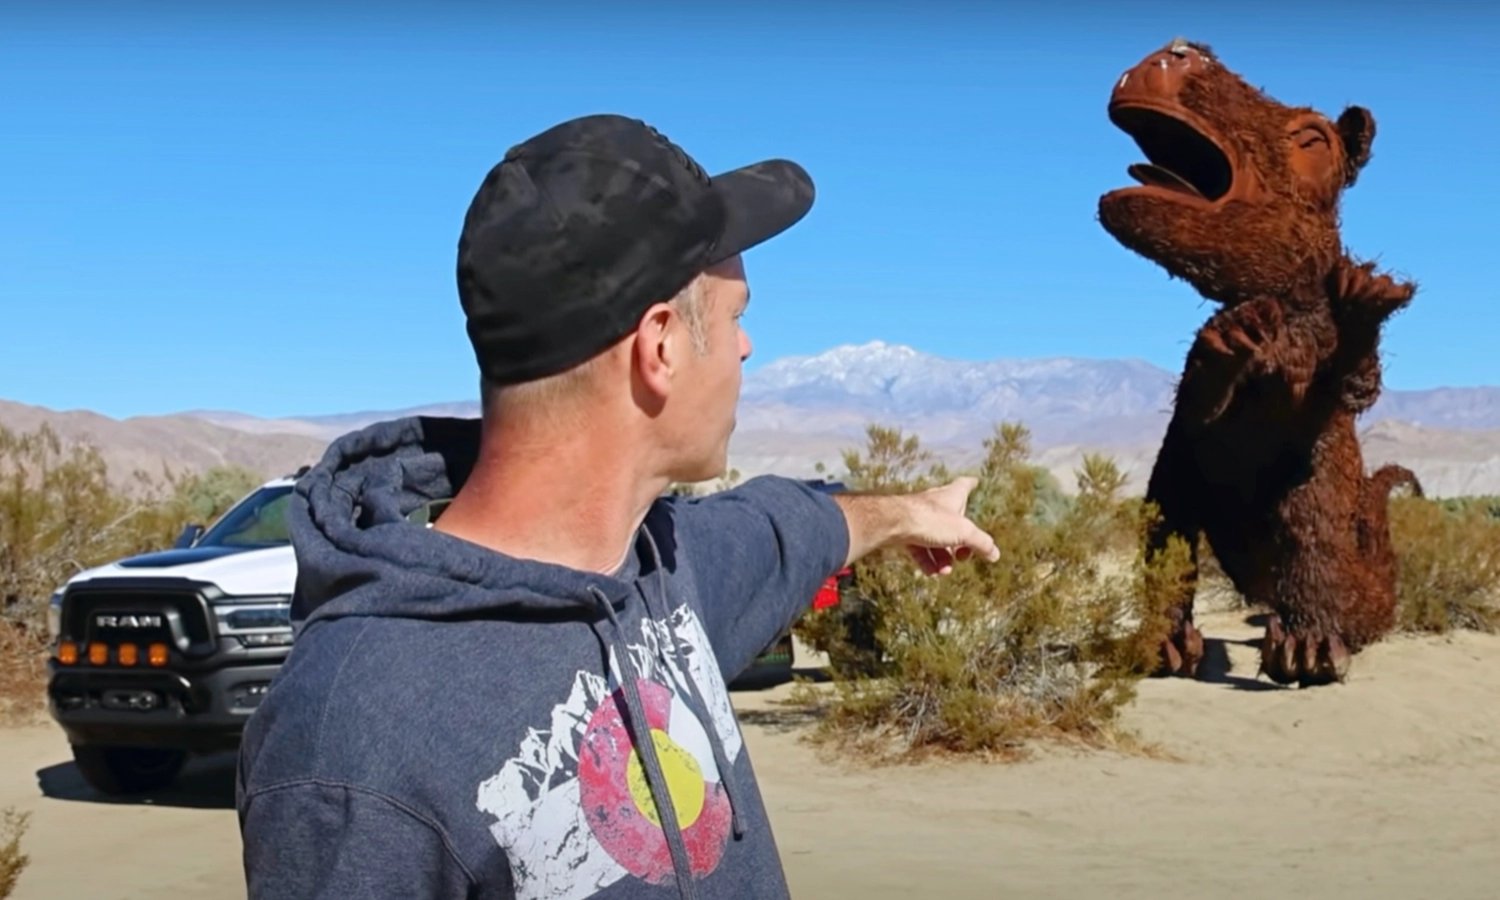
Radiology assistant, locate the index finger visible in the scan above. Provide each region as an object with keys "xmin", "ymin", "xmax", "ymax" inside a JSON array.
[{"xmin": 961, "ymin": 521, "xmax": 1000, "ymax": 563}]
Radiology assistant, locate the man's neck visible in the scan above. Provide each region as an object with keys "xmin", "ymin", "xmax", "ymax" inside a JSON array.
[{"xmin": 433, "ymin": 419, "xmax": 667, "ymax": 575}]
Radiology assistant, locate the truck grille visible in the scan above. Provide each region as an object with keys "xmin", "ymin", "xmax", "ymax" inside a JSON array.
[{"xmin": 59, "ymin": 578, "xmax": 219, "ymax": 659}]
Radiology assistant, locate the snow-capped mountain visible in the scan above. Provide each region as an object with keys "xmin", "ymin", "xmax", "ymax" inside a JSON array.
[
  {"xmin": 741, "ymin": 339, "xmax": 1499, "ymax": 433},
  {"xmin": 742, "ymin": 341, "xmax": 1175, "ymax": 420},
  {"xmin": 150, "ymin": 341, "xmax": 1500, "ymax": 497}
]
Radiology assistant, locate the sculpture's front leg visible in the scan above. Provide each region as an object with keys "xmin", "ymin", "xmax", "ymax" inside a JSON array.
[{"xmin": 1175, "ymin": 297, "xmax": 1291, "ymax": 425}]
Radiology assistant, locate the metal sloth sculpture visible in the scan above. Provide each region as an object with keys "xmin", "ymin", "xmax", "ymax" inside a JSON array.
[{"xmin": 1097, "ymin": 39, "xmax": 1420, "ymax": 687}]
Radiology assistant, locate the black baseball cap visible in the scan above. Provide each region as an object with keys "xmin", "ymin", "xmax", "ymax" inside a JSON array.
[{"xmin": 456, "ymin": 114, "xmax": 815, "ymax": 386}]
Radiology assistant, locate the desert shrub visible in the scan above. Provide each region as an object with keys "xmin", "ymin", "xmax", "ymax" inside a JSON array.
[
  {"xmin": 792, "ymin": 426, "xmax": 948, "ymax": 679},
  {"xmin": 791, "ymin": 422, "xmax": 1192, "ymax": 761},
  {"xmin": 0, "ymin": 621, "xmax": 48, "ymax": 726},
  {"xmin": 1434, "ymin": 495, "xmax": 1500, "ymax": 520},
  {"xmin": 0, "ymin": 808, "xmax": 28, "ymax": 900},
  {"xmin": 172, "ymin": 464, "xmax": 267, "ymax": 526},
  {"xmin": 0, "ymin": 423, "xmax": 262, "ymax": 722},
  {"xmin": 1390, "ymin": 494, "xmax": 1500, "ymax": 634}
]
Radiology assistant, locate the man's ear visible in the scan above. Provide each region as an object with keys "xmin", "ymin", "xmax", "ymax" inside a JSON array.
[
  {"xmin": 1336, "ymin": 105, "xmax": 1376, "ymax": 186},
  {"xmin": 631, "ymin": 303, "xmax": 677, "ymax": 401}
]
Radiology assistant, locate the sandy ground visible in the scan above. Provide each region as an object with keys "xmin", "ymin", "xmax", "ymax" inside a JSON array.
[{"xmin": 5, "ymin": 607, "xmax": 1500, "ymax": 899}]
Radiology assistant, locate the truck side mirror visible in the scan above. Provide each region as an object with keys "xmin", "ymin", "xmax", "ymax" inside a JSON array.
[{"xmin": 174, "ymin": 524, "xmax": 204, "ymax": 549}]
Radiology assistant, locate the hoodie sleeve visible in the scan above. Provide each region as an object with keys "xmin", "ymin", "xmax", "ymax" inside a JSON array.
[
  {"xmin": 241, "ymin": 780, "xmax": 480, "ymax": 898},
  {"xmin": 672, "ymin": 475, "xmax": 849, "ymax": 678}
]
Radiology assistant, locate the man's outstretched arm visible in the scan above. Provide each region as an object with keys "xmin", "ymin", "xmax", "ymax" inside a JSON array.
[
  {"xmin": 833, "ymin": 476, "xmax": 1000, "ymax": 575},
  {"xmin": 672, "ymin": 474, "xmax": 998, "ymax": 679}
]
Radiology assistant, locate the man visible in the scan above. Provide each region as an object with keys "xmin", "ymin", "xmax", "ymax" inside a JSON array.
[{"xmin": 237, "ymin": 113, "xmax": 998, "ymax": 899}]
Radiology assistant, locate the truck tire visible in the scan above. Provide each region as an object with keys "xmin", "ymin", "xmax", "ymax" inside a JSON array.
[
  {"xmin": 71, "ymin": 744, "xmax": 188, "ymax": 795},
  {"xmin": 730, "ymin": 635, "xmax": 795, "ymax": 689}
]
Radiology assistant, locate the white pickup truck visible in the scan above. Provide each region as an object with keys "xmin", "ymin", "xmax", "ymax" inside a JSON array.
[
  {"xmin": 44, "ymin": 473, "xmax": 816, "ymax": 794},
  {"xmin": 46, "ymin": 475, "xmax": 299, "ymax": 794}
]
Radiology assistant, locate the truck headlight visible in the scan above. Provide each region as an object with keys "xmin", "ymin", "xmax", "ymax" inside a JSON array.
[
  {"xmin": 214, "ymin": 598, "xmax": 294, "ymax": 648},
  {"xmin": 223, "ymin": 607, "xmax": 291, "ymax": 631}
]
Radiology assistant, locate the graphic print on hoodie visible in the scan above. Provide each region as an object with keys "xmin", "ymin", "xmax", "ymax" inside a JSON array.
[
  {"xmin": 236, "ymin": 416, "xmax": 849, "ymax": 900},
  {"xmin": 479, "ymin": 602, "xmax": 745, "ymax": 897}
]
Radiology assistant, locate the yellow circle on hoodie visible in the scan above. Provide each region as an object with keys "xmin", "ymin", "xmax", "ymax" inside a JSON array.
[{"xmin": 626, "ymin": 728, "xmax": 705, "ymax": 829}]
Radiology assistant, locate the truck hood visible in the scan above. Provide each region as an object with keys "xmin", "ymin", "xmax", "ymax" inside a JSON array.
[{"xmin": 65, "ymin": 544, "xmax": 296, "ymax": 598}]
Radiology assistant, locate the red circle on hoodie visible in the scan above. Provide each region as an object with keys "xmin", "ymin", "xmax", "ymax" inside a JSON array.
[{"xmin": 577, "ymin": 678, "xmax": 732, "ymax": 883}]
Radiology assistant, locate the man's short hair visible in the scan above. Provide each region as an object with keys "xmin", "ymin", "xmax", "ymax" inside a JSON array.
[{"xmin": 481, "ymin": 274, "xmax": 711, "ymax": 417}]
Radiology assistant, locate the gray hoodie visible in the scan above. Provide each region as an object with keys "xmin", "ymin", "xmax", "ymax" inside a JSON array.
[{"xmin": 236, "ymin": 416, "xmax": 849, "ymax": 899}]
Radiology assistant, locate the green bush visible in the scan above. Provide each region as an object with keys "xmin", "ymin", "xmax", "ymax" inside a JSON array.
[
  {"xmin": 791, "ymin": 422, "xmax": 1191, "ymax": 761},
  {"xmin": 1391, "ymin": 494, "xmax": 1500, "ymax": 634}
]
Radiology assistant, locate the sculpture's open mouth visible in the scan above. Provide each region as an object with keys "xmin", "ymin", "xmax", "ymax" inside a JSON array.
[{"xmin": 1110, "ymin": 104, "xmax": 1233, "ymax": 202}]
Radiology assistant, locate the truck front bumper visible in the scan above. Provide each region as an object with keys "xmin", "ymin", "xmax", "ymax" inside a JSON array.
[{"xmin": 47, "ymin": 661, "xmax": 284, "ymax": 752}]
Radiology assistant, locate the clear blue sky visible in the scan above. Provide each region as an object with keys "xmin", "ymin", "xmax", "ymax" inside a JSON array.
[{"xmin": 3, "ymin": 1, "xmax": 1496, "ymax": 420}]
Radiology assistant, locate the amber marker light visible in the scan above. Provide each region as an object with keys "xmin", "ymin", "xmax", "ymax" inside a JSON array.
[{"xmin": 148, "ymin": 643, "xmax": 170, "ymax": 667}]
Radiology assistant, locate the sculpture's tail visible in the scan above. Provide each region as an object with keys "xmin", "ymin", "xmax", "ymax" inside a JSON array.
[
  {"xmin": 1356, "ymin": 463, "xmax": 1421, "ymax": 578},
  {"xmin": 1368, "ymin": 464, "xmax": 1423, "ymax": 503},
  {"xmin": 1361, "ymin": 464, "xmax": 1422, "ymax": 545}
]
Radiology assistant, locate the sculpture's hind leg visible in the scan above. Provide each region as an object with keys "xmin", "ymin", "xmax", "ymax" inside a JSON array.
[
  {"xmin": 1256, "ymin": 428, "xmax": 1419, "ymax": 686},
  {"xmin": 1142, "ymin": 432, "xmax": 1206, "ymax": 678},
  {"xmin": 1158, "ymin": 602, "xmax": 1205, "ymax": 678}
]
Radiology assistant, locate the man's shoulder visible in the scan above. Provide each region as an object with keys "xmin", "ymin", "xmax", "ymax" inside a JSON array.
[
  {"xmin": 266, "ymin": 616, "xmax": 466, "ymax": 723},
  {"xmin": 242, "ymin": 617, "xmax": 485, "ymax": 797},
  {"xmin": 647, "ymin": 475, "xmax": 848, "ymax": 580},
  {"xmin": 246, "ymin": 619, "xmax": 428, "ymax": 753},
  {"xmin": 664, "ymin": 474, "xmax": 844, "ymax": 515},
  {"xmin": 240, "ymin": 618, "xmax": 367, "ymax": 770}
]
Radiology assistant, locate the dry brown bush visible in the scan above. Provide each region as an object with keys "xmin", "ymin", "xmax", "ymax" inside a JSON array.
[
  {"xmin": 0, "ymin": 807, "xmax": 28, "ymax": 900},
  {"xmin": 0, "ymin": 423, "xmax": 262, "ymax": 724},
  {"xmin": 0, "ymin": 623, "xmax": 48, "ymax": 726}
]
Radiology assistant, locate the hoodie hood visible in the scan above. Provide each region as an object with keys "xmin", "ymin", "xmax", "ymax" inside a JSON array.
[{"xmin": 290, "ymin": 415, "xmax": 639, "ymax": 627}]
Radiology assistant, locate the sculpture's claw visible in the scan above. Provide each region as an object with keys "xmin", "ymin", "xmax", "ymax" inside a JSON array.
[
  {"xmin": 1155, "ymin": 619, "xmax": 1205, "ymax": 678},
  {"xmin": 1259, "ymin": 615, "xmax": 1351, "ymax": 687}
]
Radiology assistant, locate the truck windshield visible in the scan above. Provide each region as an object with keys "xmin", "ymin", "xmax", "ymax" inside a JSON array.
[{"xmin": 196, "ymin": 485, "xmax": 294, "ymax": 548}]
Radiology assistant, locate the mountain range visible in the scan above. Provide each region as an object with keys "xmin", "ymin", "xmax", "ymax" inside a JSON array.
[{"xmin": 5, "ymin": 341, "xmax": 1499, "ymax": 498}]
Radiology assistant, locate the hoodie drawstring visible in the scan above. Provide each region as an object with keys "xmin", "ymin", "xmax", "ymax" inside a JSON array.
[
  {"xmin": 639, "ymin": 527, "xmax": 748, "ymax": 841},
  {"xmin": 587, "ymin": 586, "xmax": 699, "ymax": 900}
]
